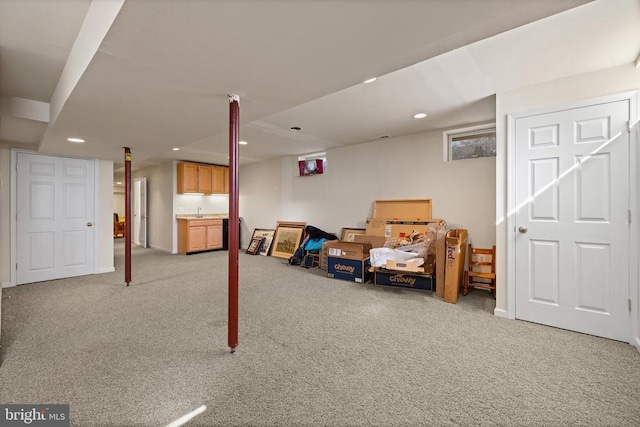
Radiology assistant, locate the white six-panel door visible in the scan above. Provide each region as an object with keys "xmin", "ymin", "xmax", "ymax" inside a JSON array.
[
  {"xmin": 514, "ymin": 99, "xmax": 630, "ymax": 341},
  {"xmin": 17, "ymin": 153, "xmax": 95, "ymax": 284}
]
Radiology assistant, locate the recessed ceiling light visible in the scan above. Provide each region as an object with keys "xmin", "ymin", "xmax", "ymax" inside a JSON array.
[
  {"xmin": 67, "ymin": 137, "xmax": 85, "ymax": 143},
  {"xmin": 413, "ymin": 113, "xmax": 427, "ymax": 119},
  {"xmin": 239, "ymin": 140, "xmax": 248, "ymax": 145},
  {"xmin": 290, "ymin": 126, "xmax": 301, "ymax": 131},
  {"xmin": 173, "ymin": 147, "xmax": 180, "ymax": 151},
  {"xmin": 363, "ymin": 77, "xmax": 378, "ymax": 84}
]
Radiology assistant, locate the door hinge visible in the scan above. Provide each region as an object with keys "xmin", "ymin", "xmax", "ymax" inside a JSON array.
[
  {"xmin": 630, "ymin": 299, "xmax": 632, "ymax": 312},
  {"xmin": 629, "ymin": 209, "xmax": 632, "ymax": 223},
  {"xmin": 15, "ymin": 263, "xmax": 18, "ymax": 270}
]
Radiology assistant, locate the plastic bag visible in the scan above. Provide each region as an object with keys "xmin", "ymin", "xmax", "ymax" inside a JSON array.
[{"xmin": 370, "ymin": 247, "xmax": 420, "ymax": 268}]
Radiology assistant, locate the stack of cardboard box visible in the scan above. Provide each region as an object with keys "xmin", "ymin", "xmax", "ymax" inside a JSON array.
[
  {"xmin": 323, "ymin": 198, "xmax": 469, "ymax": 302},
  {"xmin": 363, "ymin": 199, "xmax": 439, "ymax": 291}
]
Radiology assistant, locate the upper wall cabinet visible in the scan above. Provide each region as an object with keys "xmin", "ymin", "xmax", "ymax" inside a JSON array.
[
  {"xmin": 198, "ymin": 165, "xmax": 213, "ymax": 194},
  {"xmin": 177, "ymin": 162, "xmax": 199, "ymax": 193},
  {"xmin": 177, "ymin": 162, "xmax": 229, "ymax": 194},
  {"xmin": 212, "ymin": 165, "xmax": 229, "ymax": 194}
]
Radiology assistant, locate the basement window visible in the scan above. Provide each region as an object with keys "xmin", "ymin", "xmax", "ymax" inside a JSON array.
[
  {"xmin": 444, "ymin": 124, "xmax": 496, "ymax": 161},
  {"xmin": 297, "ymin": 152, "xmax": 326, "ymax": 176}
]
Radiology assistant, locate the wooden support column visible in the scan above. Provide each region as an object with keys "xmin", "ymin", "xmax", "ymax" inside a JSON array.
[
  {"xmin": 228, "ymin": 94, "xmax": 240, "ymax": 352},
  {"xmin": 124, "ymin": 147, "xmax": 132, "ymax": 286}
]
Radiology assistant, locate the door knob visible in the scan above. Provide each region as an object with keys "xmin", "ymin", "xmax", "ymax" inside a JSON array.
[
  {"xmin": 87, "ymin": 222, "xmax": 93, "ymax": 227},
  {"xmin": 518, "ymin": 226, "xmax": 528, "ymax": 233}
]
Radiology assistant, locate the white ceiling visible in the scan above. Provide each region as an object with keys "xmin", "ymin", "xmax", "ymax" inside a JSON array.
[{"xmin": 1, "ymin": 0, "xmax": 639, "ymax": 173}]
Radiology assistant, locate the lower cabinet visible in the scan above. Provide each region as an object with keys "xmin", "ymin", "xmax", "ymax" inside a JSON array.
[{"xmin": 178, "ymin": 218, "xmax": 223, "ymax": 254}]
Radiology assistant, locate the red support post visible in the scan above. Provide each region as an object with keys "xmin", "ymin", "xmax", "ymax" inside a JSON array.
[
  {"xmin": 124, "ymin": 147, "xmax": 132, "ymax": 286},
  {"xmin": 228, "ymin": 95, "xmax": 240, "ymax": 352}
]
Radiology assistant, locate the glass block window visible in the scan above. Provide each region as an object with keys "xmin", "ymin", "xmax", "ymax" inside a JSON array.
[{"xmin": 445, "ymin": 126, "xmax": 496, "ymax": 161}]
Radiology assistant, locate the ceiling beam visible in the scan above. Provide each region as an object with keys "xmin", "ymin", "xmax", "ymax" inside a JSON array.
[
  {"xmin": 0, "ymin": 96, "xmax": 49, "ymax": 123},
  {"xmin": 48, "ymin": 0, "xmax": 125, "ymax": 124}
]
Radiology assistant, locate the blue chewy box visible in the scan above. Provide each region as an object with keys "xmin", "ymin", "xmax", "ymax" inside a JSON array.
[
  {"xmin": 373, "ymin": 269, "xmax": 433, "ymax": 291},
  {"xmin": 327, "ymin": 257, "xmax": 372, "ymax": 283}
]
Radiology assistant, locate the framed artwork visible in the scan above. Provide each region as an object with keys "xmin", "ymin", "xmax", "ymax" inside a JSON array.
[
  {"xmin": 258, "ymin": 236, "xmax": 274, "ymax": 256},
  {"xmin": 340, "ymin": 227, "xmax": 366, "ymax": 242},
  {"xmin": 271, "ymin": 226, "xmax": 305, "ymax": 259},
  {"xmin": 250, "ymin": 228, "xmax": 276, "ymax": 256},
  {"xmin": 246, "ymin": 237, "xmax": 265, "ymax": 255},
  {"xmin": 276, "ymin": 220, "xmax": 306, "ymax": 229}
]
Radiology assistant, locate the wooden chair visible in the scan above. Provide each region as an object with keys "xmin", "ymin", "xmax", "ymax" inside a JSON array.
[
  {"xmin": 462, "ymin": 244, "xmax": 496, "ymax": 297},
  {"xmin": 114, "ymin": 213, "xmax": 125, "ymax": 238}
]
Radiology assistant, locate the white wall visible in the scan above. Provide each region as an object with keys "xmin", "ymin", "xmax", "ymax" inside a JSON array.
[
  {"xmin": 0, "ymin": 142, "xmax": 17, "ymax": 286},
  {"xmin": 113, "ymin": 188, "xmax": 125, "ymax": 216},
  {"xmin": 97, "ymin": 160, "xmax": 114, "ymax": 273},
  {"xmin": 239, "ymin": 157, "xmax": 286, "ymax": 246},
  {"xmin": 495, "ymin": 63, "xmax": 640, "ymax": 347},
  {"xmin": 132, "ymin": 162, "xmax": 175, "ymax": 252},
  {"xmin": 239, "ymin": 127, "xmax": 497, "ymax": 249}
]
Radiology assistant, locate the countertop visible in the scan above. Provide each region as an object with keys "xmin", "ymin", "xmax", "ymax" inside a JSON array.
[{"xmin": 176, "ymin": 213, "xmax": 229, "ymax": 220}]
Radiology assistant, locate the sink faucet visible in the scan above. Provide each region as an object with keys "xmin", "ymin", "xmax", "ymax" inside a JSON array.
[{"xmin": 197, "ymin": 207, "xmax": 202, "ymax": 217}]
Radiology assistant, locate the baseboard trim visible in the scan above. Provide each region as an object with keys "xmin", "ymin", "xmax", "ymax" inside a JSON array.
[
  {"xmin": 150, "ymin": 245, "xmax": 172, "ymax": 253},
  {"xmin": 1, "ymin": 281, "xmax": 15, "ymax": 288},
  {"xmin": 97, "ymin": 267, "xmax": 115, "ymax": 274},
  {"xmin": 494, "ymin": 308, "xmax": 509, "ymax": 318}
]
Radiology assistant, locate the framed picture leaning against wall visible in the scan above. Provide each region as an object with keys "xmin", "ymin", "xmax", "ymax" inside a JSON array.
[
  {"xmin": 271, "ymin": 226, "xmax": 304, "ymax": 259},
  {"xmin": 250, "ymin": 228, "xmax": 276, "ymax": 256}
]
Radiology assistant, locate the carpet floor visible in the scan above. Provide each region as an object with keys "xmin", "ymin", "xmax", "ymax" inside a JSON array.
[{"xmin": 1, "ymin": 241, "xmax": 639, "ymax": 426}]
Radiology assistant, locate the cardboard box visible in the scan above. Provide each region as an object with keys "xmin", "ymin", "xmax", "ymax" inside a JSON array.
[
  {"xmin": 373, "ymin": 269, "xmax": 433, "ymax": 291},
  {"xmin": 384, "ymin": 219, "xmax": 444, "ymax": 238},
  {"xmin": 366, "ymin": 218, "xmax": 444, "ymax": 238},
  {"xmin": 328, "ymin": 257, "xmax": 372, "ymax": 283},
  {"xmin": 435, "ymin": 226, "xmax": 448, "ymax": 298},
  {"xmin": 373, "ymin": 199, "xmax": 432, "ymax": 220},
  {"xmin": 384, "ymin": 259, "xmax": 424, "ymax": 273},
  {"xmin": 353, "ymin": 234, "xmax": 387, "ymax": 248},
  {"xmin": 324, "ymin": 241, "xmax": 372, "ymax": 260},
  {"xmin": 325, "ymin": 241, "xmax": 373, "ymax": 283},
  {"xmin": 365, "ymin": 217, "xmax": 387, "ymax": 236},
  {"xmin": 443, "ymin": 229, "xmax": 468, "ymax": 304}
]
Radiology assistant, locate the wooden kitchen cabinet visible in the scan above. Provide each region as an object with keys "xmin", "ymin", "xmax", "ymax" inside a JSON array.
[
  {"xmin": 212, "ymin": 165, "xmax": 229, "ymax": 194},
  {"xmin": 177, "ymin": 162, "xmax": 199, "ymax": 193},
  {"xmin": 178, "ymin": 218, "xmax": 223, "ymax": 254},
  {"xmin": 198, "ymin": 165, "xmax": 213, "ymax": 194},
  {"xmin": 177, "ymin": 162, "xmax": 228, "ymax": 194},
  {"xmin": 206, "ymin": 223, "xmax": 222, "ymax": 248}
]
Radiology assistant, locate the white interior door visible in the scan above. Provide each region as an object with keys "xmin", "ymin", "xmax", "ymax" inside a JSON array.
[
  {"xmin": 514, "ymin": 99, "xmax": 630, "ymax": 341},
  {"xmin": 16, "ymin": 153, "xmax": 95, "ymax": 284},
  {"xmin": 133, "ymin": 177, "xmax": 148, "ymax": 248}
]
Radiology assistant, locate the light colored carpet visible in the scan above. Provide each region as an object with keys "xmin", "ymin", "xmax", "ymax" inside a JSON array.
[{"xmin": 1, "ymin": 241, "xmax": 639, "ymax": 426}]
